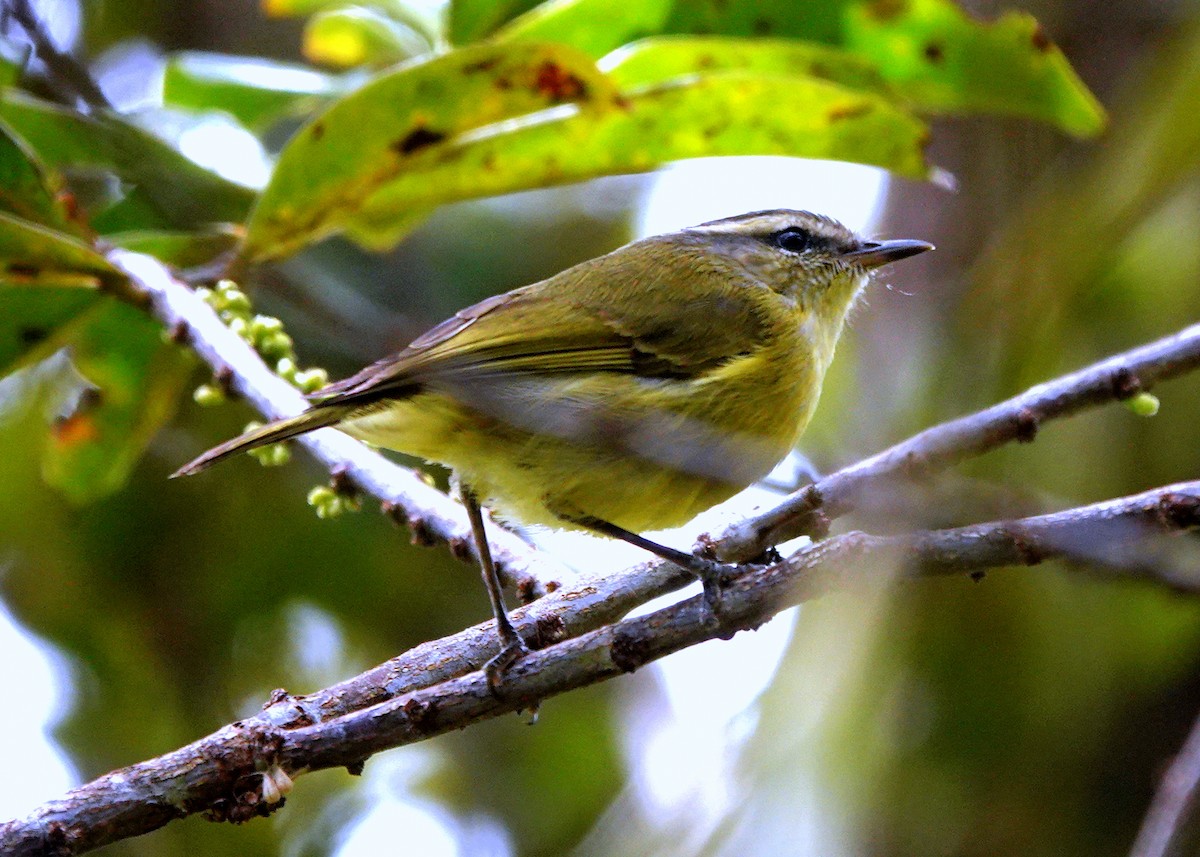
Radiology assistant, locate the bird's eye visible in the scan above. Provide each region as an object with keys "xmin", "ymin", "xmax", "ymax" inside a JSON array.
[{"xmin": 770, "ymin": 227, "xmax": 819, "ymax": 254}]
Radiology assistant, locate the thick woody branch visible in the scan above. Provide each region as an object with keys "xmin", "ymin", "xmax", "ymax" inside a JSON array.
[
  {"xmin": 4, "ymin": 483, "xmax": 1199, "ymax": 856},
  {"xmin": 107, "ymin": 250, "xmax": 564, "ymax": 597},
  {"xmin": 713, "ymin": 323, "xmax": 1200, "ymax": 561}
]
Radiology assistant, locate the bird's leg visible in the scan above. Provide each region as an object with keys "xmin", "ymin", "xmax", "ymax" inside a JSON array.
[
  {"xmin": 555, "ymin": 511, "xmax": 738, "ymax": 621},
  {"xmin": 461, "ymin": 485, "xmax": 528, "ymax": 690}
]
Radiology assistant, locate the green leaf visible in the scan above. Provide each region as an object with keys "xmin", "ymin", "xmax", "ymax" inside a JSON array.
[
  {"xmin": 264, "ymin": 0, "xmax": 441, "ymax": 43},
  {"xmin": 0, "ymin": 210, "xmax": 123, "ymax": 288},
  {"xmin": 661, "ymin": 0, "xmax": 849, "ymax": 43},
  {"xmin": 105, "ymin": 226, "xmax": 241, "ymax": 269},
  {"xmin": 42, "ymin": 301, "xmax": 192, "ymax": 503},
  {"xmin": 0, "ymin": 119, "xmax": 82, "ymax": 235},
  {"xmin": 302, "ymin": 7, "xmax": 432, "ymax": 68},
  {"xmin": 242, "ymin": 42, "xmax": 620, "ymax": 260},
  {"xmin": 0, "ymin": 287, "xmax": 99, "ymax": 378},
  {"xmin": 0, "ymin": 212, "xmax": 125, "ymax": 378},
  {"xmin": 0, "ymin": 91, "xmax": 257, "ymax": 229},
  {"xmin": 842, "ymin": 0, "xmax": 1105, "ymax": 135},
  {"xmin": 601, "ymin": 36, "xmax": 892, "ymax": 97},
  {"xmin": 350, "ymin": 74, "xmax": 928, "ymax": 237},
  {"xmin": 447, "ymin": 0, "xmax": 543, "ymax": 45},
  {"xmin": 0, "ymin": 38, "xmax": 25, "ymax": 87},
  {"xmin": 163, "ymin": 52, "xmax": 342, "ymax": 132},
  {"xmin": 493, "ymin": 0, "xmax": 674, "ymax": 59},
  {"xmin": 493, "ymin": 0, "xmax": 1104, "ymax": 134}
]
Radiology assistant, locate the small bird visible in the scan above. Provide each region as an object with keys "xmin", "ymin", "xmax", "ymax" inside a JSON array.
[{"xmin": 174, "ymin": 210, "xmax": 931, "ymax": 678}]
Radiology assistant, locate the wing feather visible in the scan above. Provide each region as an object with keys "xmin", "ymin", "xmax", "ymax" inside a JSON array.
[{"xmin": 313, "ymin": 241, "xmax": 771, "ymax": 408}]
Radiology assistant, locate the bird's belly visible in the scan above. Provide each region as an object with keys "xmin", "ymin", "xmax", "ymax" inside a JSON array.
[{"xmin": 340, "ymin": 362, "xmax": 813, "ymax": 533}]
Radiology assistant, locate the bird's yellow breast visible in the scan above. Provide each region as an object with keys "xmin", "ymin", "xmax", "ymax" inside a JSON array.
[{"xmin": 343, "ymin": 301, "xmax": 830, "ymax": 533}]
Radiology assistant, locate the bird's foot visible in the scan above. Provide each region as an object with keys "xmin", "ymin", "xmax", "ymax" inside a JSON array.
[{"xmin": 484, "ymin": 635, "xmax": 530, "ymax": 695}]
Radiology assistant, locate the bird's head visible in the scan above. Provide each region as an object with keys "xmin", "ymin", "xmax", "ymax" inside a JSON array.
[{"xmin": 678, "ymin": 209, "xmax": 933, "ymax": 320}]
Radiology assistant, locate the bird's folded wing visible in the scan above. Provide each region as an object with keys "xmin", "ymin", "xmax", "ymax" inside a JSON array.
[{"xmin": 314, "ymin": 261, "xmax": 769, "ymax": 407}]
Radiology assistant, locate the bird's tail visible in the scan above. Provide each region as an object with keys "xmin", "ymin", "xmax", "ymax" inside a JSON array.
[{"xmin": 171, "ymin": 405, "xmax": 352, "ymax": 477}]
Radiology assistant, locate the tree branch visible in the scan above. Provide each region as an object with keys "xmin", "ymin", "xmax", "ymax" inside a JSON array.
[
  {"xmin": 3, "ymin": 482, "xmax": 1199, "ymax": 856},
  {"xmin": 1130, "ymin": 705, "xmax": 1200, "ymax": 857},
  {"xmin": 107, "ymin": 250, "xmax": 565, "ymax": 599},
  {"xmin": 1, "ymin": 0, "xmax": 112, "ymax": 111},
  {"xmin": 712, "ymin": 323, "xmax": 1200, "ymax": 561}
]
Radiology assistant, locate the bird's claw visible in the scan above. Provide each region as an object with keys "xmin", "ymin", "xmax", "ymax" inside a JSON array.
[{"xmin": 484, "ymin": 637, "xmax": 529, "ymax": 695}]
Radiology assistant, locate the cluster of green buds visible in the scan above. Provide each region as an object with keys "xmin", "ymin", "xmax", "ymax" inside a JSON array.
[
  {"xmin": 192, "ymin": 280, "xmax": 329, "ymax": 406},
  {"xmin": 306, "ymin": 484, "xmax": 362, "ymax": 519},
  {"xmin": 188, "ymin": 281, "xmax": 364, "ymax": 519}
]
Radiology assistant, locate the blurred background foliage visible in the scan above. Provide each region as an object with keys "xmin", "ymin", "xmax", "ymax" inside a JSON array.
[{"xmin": 0, "ymin": 0, "xmax": 1198, "ymax": 855}]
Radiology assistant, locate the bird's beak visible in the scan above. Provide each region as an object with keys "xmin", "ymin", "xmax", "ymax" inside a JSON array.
[{"xmin": 841, "ymin": 238, "xmax": 934, "ymax": 269}]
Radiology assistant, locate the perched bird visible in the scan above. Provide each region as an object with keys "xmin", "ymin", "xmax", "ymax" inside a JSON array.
[{"xmin": 174, "ymin": 210, "xmax": 932, "ymax": 678}]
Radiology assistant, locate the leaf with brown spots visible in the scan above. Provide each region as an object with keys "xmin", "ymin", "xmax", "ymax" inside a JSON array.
[
  {"xmin": 611, "ymin": 0, "xmax": 1103, "ymax": 135},
  {"xmin": 0, "ymin": 211, "xmax": 123, "ymax": 290},
  {"xmin": 492, "ymin": 0, "xmax": 674, "ymax": 59},
  {"xmin": 242, "ymin": 42, "xmax": 619, "ymax": 261},
  {"xmin": 601, "ymin": 36, "xmax": 892, "ymax": 97},
  {"xmin": 840, "ymin": 0, "xmax": 1105, "ymax": 135},
  {"xmin": 351, "ymin": 73, "xmax": 929, "ymax": 230},
  {"xmin": 0, "ymin": 212, "xmax": 133, "ymax": 380}
]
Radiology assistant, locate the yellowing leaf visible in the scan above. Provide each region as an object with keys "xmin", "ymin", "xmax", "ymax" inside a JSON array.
[
  {"xmin": 843, "ymin": 0, "xmax": 1106, "ymax": 135},
  {"xmin": 242, "ymin": 42, "xmax": 620, "ymax": 260},
  {"xmin": 351, "ymin": 74, "xmax": 928, "ymax": 236}
]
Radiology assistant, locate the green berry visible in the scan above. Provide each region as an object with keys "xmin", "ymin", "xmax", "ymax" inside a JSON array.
[
  {"xmin": 220, "ymin": 291, "xmax": 252, "ymax": 315},
  {"xmin": 250, "ymin": 443, "xmax": 292, "ymax": 468},
  {"xmin": 193, "ymin": 384, "xmax": 225, "ymax": 406},
  {"xmin": 307, "ymin": 485, "xmax": 340, "ymax": 518},
  {"xmin": 259, "ymin": 331, "xmax": 294, "ymax": 360},
  {"xmin": 276, "ymin": 357, "xmax": 298, "ymax": 382},
  {"xmin": 250, "ymin": 315, "xmax": 284, "ymax": 337},
  {"xmin": 295, "ymin": 368, "xmax": 329, "ymax": 393},
  {"xmin": 1126, "ymin": 392, "xmax": 1160, "ymax": 417}
]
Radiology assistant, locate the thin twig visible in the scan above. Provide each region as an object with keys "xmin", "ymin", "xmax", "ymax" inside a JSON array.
[
  {"xmin": 3, "ymin": 482, "xmax": 1200, "ymax": 856},
  {"xmin": 2, "ymin": 0, "xmax": 112, "ymax": 111},
  {"xmin": 1130, "ymin": 706, "xmax": 1200, "ymax": 857},
  {"xmin": 712, "ymin": 323, "xmax": 1200, "ymax": 561},
  {"xmin": 107, "ymin": 250, "xmax": 565, "ymax": 598}
]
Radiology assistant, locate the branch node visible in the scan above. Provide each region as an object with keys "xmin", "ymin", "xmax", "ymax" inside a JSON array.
[
  {"xmin": 401, "ymin": 696, "xmax": 439, "ymax": 734},
  {"xmin": 516, "ymin": 574, "xmax": 544, "ymax": 604},
  {"xmin": 214, "ymin": 365, "xmax": 238, "ymax": 398},
  {"xmin": 448, "ymin": 536, "xmax": 474, "ymax": 564},
  {"xmin": 1014, "ymin": 407, "xmax": 1040, "ymax": 443},
  {"xmin": 329, "ymin": 466, "xmax": 359, "ymax": 498},
  {"xmin": 1111, "ymin": 366, "xmax": 1143, "ymax": 400},
  {"xmin": 1005, "ymin": 524, "xmax": 1045, "ymax": 566},
  {"xmin": 899, "ymin": 450, "xmax": 927, "ymax": 480},
  {"xmin": 610, "ymin": 628, "xmax": 650, "ymax": 673},
  {"xmin": 1156, "ymin": 492, "xmax": 1200, "ymax": 530},
  {"xmin": 44, "ymin": 821, "xmax": 70, "ymax": 857},
  {"xmin": 533, "ymin": 613, "xmax": 567, "ymax": 648},
  {"xmin": 694, "ymin": 531, "xmax": 719, "ymax": 560}
]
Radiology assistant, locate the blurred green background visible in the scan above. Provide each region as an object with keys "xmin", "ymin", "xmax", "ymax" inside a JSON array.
[{"xmin": 3, "ymin": 0, "xmax": 1200, "ymax": 855}]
